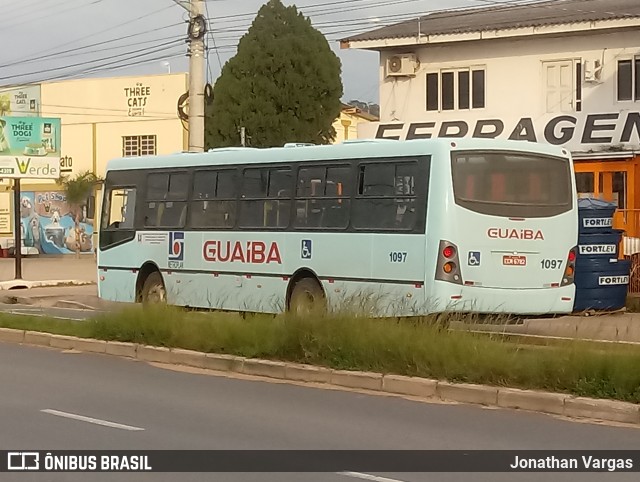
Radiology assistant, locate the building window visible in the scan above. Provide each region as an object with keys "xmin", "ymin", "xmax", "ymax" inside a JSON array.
[
  {"xmin": 426, "ymin": 68, "xmax": 485, "ymax": 111},
  {"xmin": 123, "ymin": 135, "xmax": 157, "ymax": 157},
  {"xmin": 618, "ymin": 57, "xmax": 640, "ymax": 102}
]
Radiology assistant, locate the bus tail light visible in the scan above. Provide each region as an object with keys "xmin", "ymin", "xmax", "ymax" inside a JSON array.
[
  {"xmin": 561, "ymin": 246, "xmax": 577, "ymax": 286},
  {"xmin": 435, "ymin": 240, "xmax": 463, "ymax": 285}
]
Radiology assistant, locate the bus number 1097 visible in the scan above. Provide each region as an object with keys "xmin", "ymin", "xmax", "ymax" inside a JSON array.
[
  {"xmin": 541, "ymin": 259, "xmax": 562, "ymax": 269},
  {"xmin": 389, "ymin": 252, "xmax": 408, "ymax": 263}
]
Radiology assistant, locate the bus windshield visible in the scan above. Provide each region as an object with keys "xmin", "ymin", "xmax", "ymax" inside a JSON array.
[{"xmin": 451, "ymin": 151, "xmax": 573, "ymax": 218}]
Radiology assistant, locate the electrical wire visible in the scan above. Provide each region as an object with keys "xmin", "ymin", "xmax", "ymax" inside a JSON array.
[
  {"xmin": 0, "ymin": 22, "xmax": 184, "ymax": 70},
  {"xmin": 0, "ymin": 47, "xmax": 185, "ymax": 89},
  {"xmin": 2, "ymin": 0, "xmax": 632, "ymax": 89},
  {"xmin": 7, "ymin": 0, "xmax": 106, "ymax": 31},
  {"xmin": 204, "ymin": 4, "xmax": 224, "ymax": 77},
  {"xmin": 0, "ymin": 40, "xmax": 183, "ymax": 84}
]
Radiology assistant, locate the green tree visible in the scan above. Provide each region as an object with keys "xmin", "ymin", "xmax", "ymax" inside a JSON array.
[
  {"xmin": 57, "ymin": 171, "xmax": 102, "ymax": 257},
  {"xmin": 205, "ymin": 0, "xmax": 343, "ymax": 148}
]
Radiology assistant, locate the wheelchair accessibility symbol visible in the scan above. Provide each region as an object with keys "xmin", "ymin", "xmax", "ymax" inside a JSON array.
[
  {"xmin": 301, "ymin": 240, "xmax": 312, "ymax": 259},
  {"xmin": 468, "ymin": 251, "xmax": 481, "ymax": 266}
]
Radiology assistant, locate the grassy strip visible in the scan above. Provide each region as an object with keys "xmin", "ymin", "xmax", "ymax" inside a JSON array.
[{"xmin": 2, "ymin": 307, "xmax": 640, "ymax": 403}]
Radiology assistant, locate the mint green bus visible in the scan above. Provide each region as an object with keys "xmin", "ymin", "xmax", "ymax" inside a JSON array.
[{"xmin": 97, "ymin": 138, "xmax": 578, "ymax": 316}]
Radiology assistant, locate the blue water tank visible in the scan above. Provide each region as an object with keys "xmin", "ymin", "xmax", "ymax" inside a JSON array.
[
  {"xmin": 576, "ymin": 229, "xmax": 623, "ymax": 265},
  {"xmin": 573, "ymin": 258, "xmax": 630, "ymax": 311},
  {"xmin": 578, "ymin": 198, "xmax": 617, "ymax": 234}
]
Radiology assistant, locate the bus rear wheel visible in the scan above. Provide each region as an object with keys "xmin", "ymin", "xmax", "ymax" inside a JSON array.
[
  {"xmin": 141, "ymin": 271, "xmax": 166, "ymax": 305},
  {"xmin": 289, "ymin": 278, "xmax": 325, "ymax": 316}
]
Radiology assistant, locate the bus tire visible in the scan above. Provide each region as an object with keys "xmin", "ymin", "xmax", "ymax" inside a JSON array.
[
  {"xmin": 141, "ymin": 271, "xmax": 167, "ymax": 305},
  {"xmin": 289, "ymin": 277, "xmax": 325, "ymax": 316}
]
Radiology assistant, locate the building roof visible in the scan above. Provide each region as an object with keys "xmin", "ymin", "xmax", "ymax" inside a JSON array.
[
  {"xmin": 340, "ymin": 103, "xmax": 379, "ymax": 122},
  {"xmin": 341, "ymin": 0, "xmax": 640, "ymax": 45}
]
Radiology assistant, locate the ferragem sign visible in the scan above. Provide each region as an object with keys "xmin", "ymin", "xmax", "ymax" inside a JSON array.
[{"xmin": 361, "ymin": 111, "xmax": 640, "ymax": 152}]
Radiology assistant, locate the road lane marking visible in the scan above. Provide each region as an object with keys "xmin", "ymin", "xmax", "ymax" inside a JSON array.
[
  {"xmin": 337, "ymin": 471, "xmax": 407, "ymax": 482},
  {"xmin": 41, "ymin": 409, "xmax": 144, "ymax": 431}
]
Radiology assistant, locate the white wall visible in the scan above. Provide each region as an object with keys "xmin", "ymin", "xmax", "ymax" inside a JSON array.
[{"xmin": 359, "ymin": 29, "xmax": 640, "ymax": 153}]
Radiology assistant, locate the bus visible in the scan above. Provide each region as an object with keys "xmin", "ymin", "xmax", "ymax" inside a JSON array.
[{"xmin": 97, "ymin": 138, "xmax": 578, "ymax": 317}]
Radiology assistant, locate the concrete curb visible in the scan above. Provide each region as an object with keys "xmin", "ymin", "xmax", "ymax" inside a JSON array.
[
  {"xmin": 0, "ymin": 280, "xmax": 95, "ymax": 291},
  {"xmin": 2, "ymin": 328, "xmax": 639, "ymax": 426}
]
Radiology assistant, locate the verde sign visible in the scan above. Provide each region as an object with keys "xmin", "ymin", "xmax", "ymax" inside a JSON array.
[{"xmin": 0, "ymin": 116, "xmax": 61, "ymax": 179}]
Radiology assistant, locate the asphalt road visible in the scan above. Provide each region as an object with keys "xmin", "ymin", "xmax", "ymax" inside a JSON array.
[{"xmin": 1, "ymin": 342, "xmax": 640, "ymax": 482}]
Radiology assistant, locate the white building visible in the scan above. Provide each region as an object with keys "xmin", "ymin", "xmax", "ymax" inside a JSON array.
[{"xmin": 341, "ymin": 0, "xmax": 640, "ymax": 238}]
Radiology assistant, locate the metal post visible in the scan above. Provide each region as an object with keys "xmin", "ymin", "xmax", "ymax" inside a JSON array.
[
  {"xmin": 13, "ymin": 178, "xmax": 21, "ymax": 280},
  {"xmin": 188, "ymin": 0, "xmax": 206, "ymax": 152}
]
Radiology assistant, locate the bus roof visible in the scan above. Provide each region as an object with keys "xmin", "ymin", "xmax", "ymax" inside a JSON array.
[{"xmin": 105, "ymin": 138, "xmax": 571, "ymax": 171}]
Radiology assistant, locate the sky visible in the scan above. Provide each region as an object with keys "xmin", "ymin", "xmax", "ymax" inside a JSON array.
[{"xmin": 0, "ymin": 0, "xmax": 501, "ymax": 104}]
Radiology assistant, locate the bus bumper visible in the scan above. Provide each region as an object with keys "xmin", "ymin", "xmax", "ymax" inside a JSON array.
[{"xmin": 429, "ymin": 281, "xmax": 576, "ymax": 315}]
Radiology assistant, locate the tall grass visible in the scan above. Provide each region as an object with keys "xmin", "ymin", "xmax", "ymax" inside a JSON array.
[{"xmin": 2, "ymin": 306, "xmax": 640, "ymax": 403}]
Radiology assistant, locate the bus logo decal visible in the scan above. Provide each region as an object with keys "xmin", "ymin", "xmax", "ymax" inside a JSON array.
[
  {"xmin": 301, "ymin": 240, "xmax": 312, "ymax": 259},
  {"xmin": 169, "ymin": 232, "xmax": 185, "ymax": 261},
  {"xmin": 468, "ymin": 251, "xmax": 480, "ymax": 266},
  {"xmin": 203, "ymin": 240, "xmax": 282, "ymax": 264},
  {"xmin": 488, "ymin": 228, "xmax": 544, "ymax": 240}
]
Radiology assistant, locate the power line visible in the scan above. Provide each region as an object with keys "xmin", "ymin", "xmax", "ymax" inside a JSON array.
[
  {"xmin": 0, "ymin": 47, "xmax": 186, "ymax": 89},
  {"xmin": 7, "ymin": 0, "xmax": 106, "ymax": 31},
  {"xmin": 0, "ymin": 40, "xmax": 183, "ymax": 84},
  {"xmin": 1, "ymin": 0, "xmax": 621, "ymax": 89},
  {"xmin": 203, "ymin": 1, "xmax": 224, "ymax": 78},
  {"xmin": 0, "ymin": 22, "xmax": 184, "ymax": 70}
]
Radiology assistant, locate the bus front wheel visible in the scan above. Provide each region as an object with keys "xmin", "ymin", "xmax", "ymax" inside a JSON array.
[
  {"xmin": 289, "ymin": 278, "xmax": 325, "ymax": 316},
  {"xmin": 141, "ymin": 271, "xmax": 167, "ymax": 305}
]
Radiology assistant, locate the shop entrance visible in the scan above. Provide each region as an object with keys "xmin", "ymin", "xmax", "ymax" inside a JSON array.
[{"xmin": 574, "ymin": 161, "xmax": 636, "ymax": 237}]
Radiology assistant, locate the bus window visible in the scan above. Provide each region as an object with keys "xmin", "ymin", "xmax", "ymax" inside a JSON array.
[
  {"xmin": 295, "ymin": 165, "xmax": 350, "ymax": 229},
  {"xmin": 360, "ymin": 164, "xmax": 395, "ymax": 196},
  {"xmin": 451, "ymin": 151, "xmax": 572, "ymax": 217},
  {"xmin": 353, "ymin": 162, "xmax": 417, "ymax": 230},
  {"xmin": 190, "ymin": 170, "xmax": 237, "ymax": 228},
  {"xmin": 490, "ymin": 173, "xmax": 506, "ymax": 202},
  {"xmin": 144, "ymin": 172, "xmax": 188, "ymax": 228},
  {"xmin": 529, "ymin": 173, "xmax": 542, "ymax": 202},
  {"xmin": 239, "ymin": 167, "xmax": 291, "ymax": 228},
  {"xmin": 297, "ymin": 167, "xmax": 326, "ymax": 197},
  {"xmin": 103, "ymin": 187, "xmax": 136, "ymax": 230},
  {"xmin": 465, "ymin": 175, "xmax": 475, "ymax": 198}
]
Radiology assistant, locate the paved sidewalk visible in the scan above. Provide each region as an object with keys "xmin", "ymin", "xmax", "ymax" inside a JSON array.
[
  {"xmin": 452, "ymin": 312, "xmax": 640, "ymax": 344},
  {"xmin": 0, "ymin": 255, "xmax": 96, "ymax": 285}
]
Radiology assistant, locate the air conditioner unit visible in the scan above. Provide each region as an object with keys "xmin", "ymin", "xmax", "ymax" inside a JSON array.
[
  {"xmin": 583, "ymin": 59, "xmax": 603, "ymax": 83},
  {"xmin": 386, "ymin": 54, "xmax": 419, "ymax": 77}
]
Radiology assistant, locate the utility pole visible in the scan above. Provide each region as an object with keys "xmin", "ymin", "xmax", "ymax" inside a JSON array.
[{"xmin": 173, "ymin": 0, "xmax": 206, "ymax": 152}]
